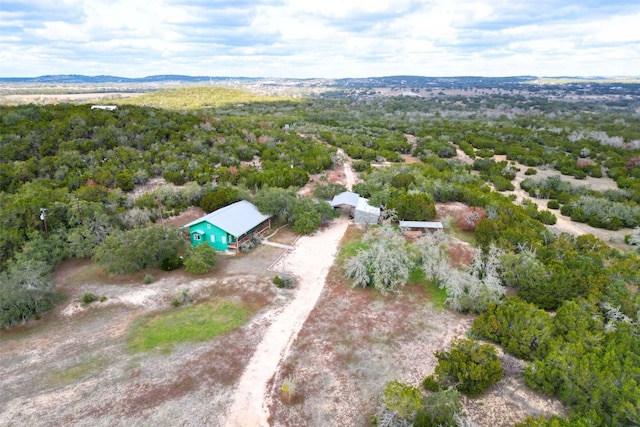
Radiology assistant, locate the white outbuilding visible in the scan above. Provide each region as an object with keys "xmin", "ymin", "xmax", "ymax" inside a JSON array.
[{"xmin": 330, "ymin": 191, "xmax": 380, "ymax": 225}]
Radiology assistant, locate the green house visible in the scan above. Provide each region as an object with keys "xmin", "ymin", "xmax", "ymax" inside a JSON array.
[{"xmin": 182, "ymin": 200, "xmax": 271, "ymax": 252}]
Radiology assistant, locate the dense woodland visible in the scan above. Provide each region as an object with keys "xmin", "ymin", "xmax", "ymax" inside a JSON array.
[{"xmin": 1, "ymin": 86, "xmax": 640, "ymax": 426}]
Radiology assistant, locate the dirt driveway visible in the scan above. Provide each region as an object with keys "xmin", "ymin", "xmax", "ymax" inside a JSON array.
[{"xmin": 223, "ymin": 215, "xmax": 350, "ymax": 426}]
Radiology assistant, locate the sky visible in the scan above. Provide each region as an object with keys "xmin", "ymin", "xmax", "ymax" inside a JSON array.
[{"xmin": 1, "ymin": 0, "xmax": 639, "ymax": 78}]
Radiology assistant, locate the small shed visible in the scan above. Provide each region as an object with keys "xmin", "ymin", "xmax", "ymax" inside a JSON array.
[
  {"xmin": 182, "ymin": 200, "xmax": 271, "ymax": 251},
  {"xmin": 399, "ymin": 220, "xmax": 443, "ymax": 234},
  {"xmin": 330, "ymin": 191, "xmax": 380, "ymax": 225}
]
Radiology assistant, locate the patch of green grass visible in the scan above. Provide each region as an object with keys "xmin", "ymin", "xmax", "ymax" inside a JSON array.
[
  {"xmin": 423, "ymin": 281, "xmax": 448, "ymax": 309},
  {"xmin": 48, "ymin": 355, "xmax": 107, "ymax": 385},
  {"xmin": 337, "ymin": 227, "xmax": 368, "ymax": 262},
  {"xmin": 63, "ymin": 262, "xmax": 105, "ymax": 285},
  {"xmin": 446, "ymin": 222, "xmax": 476, "ymax": 245},
  {"xmin": 408, "ymin": 268, "xmax": 448, "ymax": 309},
  {"xmin": 338, "ymin": 240, "xmax": 369, "ymax": 260},
  {"xmin": 128, "ymin": 301, "xmax": 250, "ymax": 352},
  {"xmin": 407, "ymin": 267, "xmax": 425, "ymax": 285}
]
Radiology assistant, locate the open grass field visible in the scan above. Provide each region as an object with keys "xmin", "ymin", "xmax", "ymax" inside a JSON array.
[{"xmin": 127, "ymin": 301, "xmax": 251, "ymax": 353}]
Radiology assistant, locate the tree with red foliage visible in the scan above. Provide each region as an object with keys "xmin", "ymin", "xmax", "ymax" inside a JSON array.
[{"xmin": 457, "ymin": 206, "xmax": 486, "ymax": 231}]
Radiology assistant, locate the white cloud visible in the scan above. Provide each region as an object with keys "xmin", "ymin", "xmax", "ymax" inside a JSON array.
[
  {"xmin": 583, "ymin": 13, "xmax": 640, "ymax": 44},
  {"xmin": 0, "ymin": 0, "xmax": 639, "ymax": 77},
  {"xmin": 287, "ymin": 0, "xmax": 417, "ymax": 18},
  {"xmin": 30, "ymin": 21, "xmax": 89, "ymax": 41}
]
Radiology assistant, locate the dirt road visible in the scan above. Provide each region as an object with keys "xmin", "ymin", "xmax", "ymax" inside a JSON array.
[
  {"xmin": 338, "ymin": 148, "xmax": 357, "ymax": 190},
  {"xmin": 223, "ymin": 149, "xmax": 357, "ymax": 426}
]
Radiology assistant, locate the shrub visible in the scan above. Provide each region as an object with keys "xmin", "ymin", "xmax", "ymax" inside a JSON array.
[
  {"xmin": 391, "ymin": 172, "xmax": 417, "ymax": 190},
  {"xmin": 94, "ymin": 226, "xmax": 184, "ymax": 275},
  {"xmin": 627, "ymin": 227, "xmax": 640, "ymax": 249},
  {"xmin": 312, "ymin": 182, "xmax": 347, "ymax": 200},
  {"xmin": 143, "ymin": 273, "xmax": 155, "ymax": 284},
  {"xmin": 437, "ymin": 145, "xmax": 457, "ymax": 158},
  {"xmin": 345, "ymin": 225, "xmax": 411, "ymax": 292},
  {"xmin": 281, "ymin": 375, "xmax": 296, "ymax": 404},
  {"xmin": 414, "ymin": 388, "xmax": 463, "ymax": 427},
  {"xmin": 81, "ymin": 292, "xmax": 99, "ymax": 305},
  {"xmin": 171, "ymin": 289, "xmax": 191, "ymax": 307},
  {"xmin": 239, "ymin": 233, "xmax": 262, "ymax": 253},
  {"xmin": 491, "ymin": 175, "xmax": 515, "ymax": 191},
  {"xmin": 524, "ymin": 168, "xmax": 537, "ymax": 176},
  {"xmin": 161, "ymin": 253, "xmax": 184, "ymax": 271},
  {"xmin": 536, "ymin": 209, "xmax": 557, "ymax": 225},
  {"xmin": 547, "ymin": 200, "xmax": 560, "ymax": 209},
  {"xmin": 476, "ymin": 148, "xmax": 494, "ymax": 158},
  {"xmin": 422, "ymin": 375, "xmax": 440, "ymax": 392},
  {"xmin": 472, "ymin": 298, "xmax": 553, "ymax": 360},
  {"xmin": 184, "ymin": 243, "xmax": 217, "ymax": 274},
  {"xmin": 0, "ymin": 259, "xmax": 59, "ymax": 328},
  {"xmin": 456, "ymin": 206, "xmax": 486, "ymax": 231},
  {"xmin": 387, "ymin": 192, "xmax": 436, "ymax": 221},
  {"xmin": 381, "ymin": 380, "xmax": 422, "ymax": 420},
  {"xmin": 199, "ymin": 187, "xmax": 242, "ymax": 213},
  {"xmin": 352, "ymin": 160, "xmax": 370, "ymax": 172},
  {"xmin": 273, "ymin": 275, "xmax": 295, "ymax": 289},
  {"xmin": 435, "ymin": 338, "xmax": 503, "ymax": 397},
  {"xmin": 292, "ymin": 209, "xmax": 321, "ymax": 234}
]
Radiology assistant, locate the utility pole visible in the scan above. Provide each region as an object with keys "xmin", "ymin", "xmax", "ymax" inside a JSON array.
[
  {"xmin": 40, "ymin": 208, "xmax": 49, "ymax": 239},
  {"xmin": 290, "ymin": 162, "xmax": 294, "ymax": 187}
]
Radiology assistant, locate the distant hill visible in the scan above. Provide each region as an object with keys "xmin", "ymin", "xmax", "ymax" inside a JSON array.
[
  {"xmin": 2, "ymin": 74, "xmax": 638, "ymax": 88},
  {"xmin": 2, "ymin": 74, "xmax": 638, "ymax": 101},
  {"xmin": 0, "ymin": 75, "xmax": 258, "ymax": 84},
  {"xmin": 112, "ymin": 86, "xmax": 290, "ymax": 109}
]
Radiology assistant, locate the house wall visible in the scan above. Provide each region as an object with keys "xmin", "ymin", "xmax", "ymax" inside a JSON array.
[
  {"xmin": 189, "ymin": 222, "xmax": 229, "ymax": 251},
  {"xmin": 354, "ymin": 209, "xmax": 379, "ymax": 225}
]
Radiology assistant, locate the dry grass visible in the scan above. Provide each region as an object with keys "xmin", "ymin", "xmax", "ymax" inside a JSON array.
[
  {"xmin": 46, "ymin": 355, "xmax": 108, "ymax": 386},
  {"xmin": 266, "ymin": 225, "xmax": 299, "ymax": 246}
]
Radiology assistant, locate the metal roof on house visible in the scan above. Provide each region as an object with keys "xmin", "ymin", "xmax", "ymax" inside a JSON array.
[
  {"xmin": 183, "ymin": 200, "xmax": 270, "ymax": 237},
  {"xmin": 330, "ymin": 191, "xmax": 360, "ymax": 208},
  {"xmin": 399, "ymin": 221, "xmax": 443, "ymax": 229}
]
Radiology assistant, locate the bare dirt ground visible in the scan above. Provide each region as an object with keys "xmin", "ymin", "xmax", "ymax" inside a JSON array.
[{"xmin": 0, "ymin": 248, "xmax": 286, "ymax": 426}]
